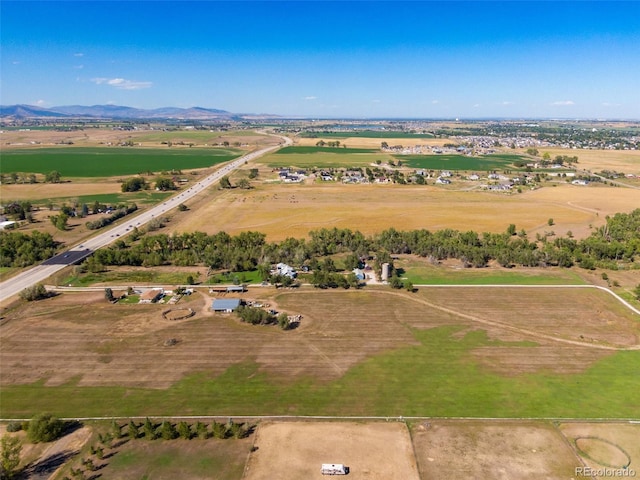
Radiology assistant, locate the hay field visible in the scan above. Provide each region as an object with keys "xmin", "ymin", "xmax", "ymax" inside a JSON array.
[
  {"xmin": 166, "ymin": 182, "xmax": 640, "ymax": 241},
  {"xmin": 412, "ymin": 420, "xmax": 578, "ymax": 480},
  {"xmin": 1, "ymin": 181, "xmax": 122, "ymax": 201},
  {"xmin": 244, "ymin": 421, "xmax": 420, "ymax": 480},
  {"xmin": 0, "ymin": 127, "xmax": 277, "ymax": 150},
  {"xmin": 529, "ymin": 147, "xmax": 640, "ymax": 174},
  {"xmin": 1, "ymin": 287, "xmax": 638, "ymax": 418},
  {"xmin": 295, "ymin": 136, "xmax": 444, "ymax": 148}
]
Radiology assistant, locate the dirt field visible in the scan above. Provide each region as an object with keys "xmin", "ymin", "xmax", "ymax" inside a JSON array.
[
  {"xmin": 165, "ymin": 181, "xmax": 640, "ymax": 241},
  {"xmin": 1, "ymin": 287, "xmax": 637, "ymax": 391},
  {"xmin": 244, "ymin": 421, "xmax": 420, "ymax": 480},
  {"xmin": 559, "ymin": 423, "xmax": 640, "ymax": 476},
  {"xmin": 411, "ymin": 420, "xmax": 579, "ymax": 480}
]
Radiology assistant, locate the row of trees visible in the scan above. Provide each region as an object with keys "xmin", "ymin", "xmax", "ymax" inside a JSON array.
[
  {"xmin": 0, "ymin": 170, "xmax": 61, "ymax": 185},
  {"xmin": 83, "ymin": 209, "xmax": 640, "ymax": 273},
  {"xmin": 85, "ymin": 203, "xmax": 138, "ymax": 230}
]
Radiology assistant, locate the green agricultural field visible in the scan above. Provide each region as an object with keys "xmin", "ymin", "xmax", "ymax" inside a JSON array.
[
  {"xmin": 396, "ymin": 258, "xmax": 587, "ymax": 285},
  {"xmin": 33, "ymin": 191, "xmax": 172, "ymax": 207},
  {"xmin": 300, "ymin": 130, "xmax": 435, "ymax": 139},
  {"xmin": 401, "ymin": 153, "xmax": 526, "ymax": 171},
  {"xmin": 2, "ymin": 326, "xmax": 638, "ymax": 418},
  {"xmin": 1, "ymin": 147, "xmax": 242, "ymax": 177},
  {"xmin": 260, "ymin": 146, "xmax": 389, "ymax": 168}
]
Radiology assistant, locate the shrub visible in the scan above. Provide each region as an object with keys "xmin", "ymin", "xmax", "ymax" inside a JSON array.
[
  {"xmin": 27, "ymin": 413, "xmax": 65, "ymax": 443},
  {"xmin": 19, "ymin": 283, "xmax": 49, "ymax": 302}
]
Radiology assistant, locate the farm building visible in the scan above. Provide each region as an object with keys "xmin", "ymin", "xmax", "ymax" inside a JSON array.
[
  {"xmin": 275, "ymin": 263, "xmax": 297, "ymax": 278},
  {"xmin": 139, "ymin": 289, "xmax": 164, "ymax": 304},
  {"xmin": 211, "ymin": 298, "xmax": 242, "ymax": 313},
  {"xmin": 209, "ymin": 285, "xmax": 246, "ymax": 294}
]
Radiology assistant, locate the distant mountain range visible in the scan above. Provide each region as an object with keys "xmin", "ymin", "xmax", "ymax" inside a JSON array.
[{"xmin": 0, "ymin": 104, "xmax": 274, "ymax": 120}]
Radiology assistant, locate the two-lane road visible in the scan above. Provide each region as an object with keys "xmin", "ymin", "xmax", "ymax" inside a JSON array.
[{"xmin": 0, "ymin": 135, "xmax": 291, "ymax": 303}]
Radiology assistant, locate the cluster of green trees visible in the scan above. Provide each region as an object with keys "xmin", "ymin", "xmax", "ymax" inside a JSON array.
[
  {"xmin": 0, "ymin": 231, "xmax": 57, "ymax": 267},
  {"xmin": 2, "ymin": 200, "xmax": 33, "ymax": 221},
  {"xmin": 120, "ymin": 177, "xmax": 148, "ymax": 192},
  {"xmin": 84, "ymin": 209, "xmax": 640, "ymax": 274},
  {"xmin": 235, "ymin": 304, "xmax": 292, "ymax": 329},
  {"xmin": 155, "ymin": 177, "xmax": 177, "ymax": 191},
  {"xmin": 85, "ymin": 204, "xmax": 137, "ymax": 230}
]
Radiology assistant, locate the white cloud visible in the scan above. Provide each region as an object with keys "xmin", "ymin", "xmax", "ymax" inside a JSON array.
[
  {"xmin": 74, "ymin": 52, "xmax": 84, "ymax": 57},
  {"xmin": 74, "ymin": 65, "xmax": 84, "ymax": 69},
  {"xmin": 304, "ymin": 96, "xmax": 317, "ymax": 101},
  {"xmin": 92, "ymin": 77, "xmax": 152, "ymax": 90},
  {"xmin": 431, "ymin": 100, "xmax": 439, "ymax": 104},
  {"xmin": 473, "ymin": 103, "xmax": 481, "ymax": 108},
  {"xmin": 502, "ymin": 101, "xmax": 514, "ymax": 106},
  {"xmin": 35, "ymin": 99, "xmax": 47, "ymax": 106},
  {"xmin": 602, "ymin": 102, "xmax": 621, "ymax": 107},
  {"xmin": 551, "ymin": 100, "xmax": 575, "ymax": 106}
]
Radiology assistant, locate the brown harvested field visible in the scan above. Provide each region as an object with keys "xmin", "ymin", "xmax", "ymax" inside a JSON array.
[
  {"xmin": 295, "ymin": 136, "xmax": 445, "ymax": 148},
  {"xmin": 415, "ymin": 287, "xmax": 640, "ymax": 349},
  {"xmin": 411, "ymin": 420, "xmax": 579, "ymax": 480},
  {"xmin": 529, "ymin": 147, "xmax": 640, "ymax": 174},
  {"xmin": 559, "ymin": 423, "xmax": 640, "ymax": 474},
  {"xmin": 165, "ymin": 181, "xmax": 640, "ymax": 241},
  {"xmin": 0, "ymin": 127, "xmax": 277, "ymax": 150},
  {"xmin": 244, "ymin": 421, "xmax": 420, "ymax": 480},
  {"xmin": 0, "ymin": 181, "xmax": 122, "ymax": 201},
  {"xmin": 2, "ymin": 287, "xmax": 637, "ymax": 390}
]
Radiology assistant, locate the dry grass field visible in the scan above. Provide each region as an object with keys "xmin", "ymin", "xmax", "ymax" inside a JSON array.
[
  {"xmin": 411, "ymin": 420, "xmax": 579, "ymax": 480},
  {"xmin": 165, "ymin": 181, "xmax": 639, "ymax": 241},
  {"xmin": 1, "ymin": 287, "xmax": 637, "ymax": 391},
  {"xmin": 295, "ymin": 136, "xmax": 444, "ymax": 148},
  {"xmin": 559, "ymin": 423, "xmax": 640, "ymax": 473},
  {"xmin": 244, "ymin": 421, "xmax": 420, "ymax": 480},
  {"xmin": 0, "ymin": 127, "xmax": 277, "ymax": 150},
  {"xmin": 529, "ymin": 147, "xmax": 640, "ymax": 174}
]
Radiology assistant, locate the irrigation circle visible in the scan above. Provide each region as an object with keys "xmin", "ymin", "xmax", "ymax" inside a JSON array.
[{"xmin": 574, "ymin": 436, "xmax": 632, "ymax": 469}]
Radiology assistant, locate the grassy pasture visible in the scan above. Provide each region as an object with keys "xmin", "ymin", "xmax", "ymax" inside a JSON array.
[
  {"xmin": 167, "ymin": 182, "xmax": 617, "ymax": 241},
  {"xmin": 1, "ymin": 147, "xmax": 242, "ymax": 177},
  {"xmin": 1, "ymin": 288, "xmax": 638, "ymax": 418},
  {"xmin": 396, "ymin": 257, "xmax": 587, "ymax": 285},
  {"xmin": 400, "ymin": 153, "xmax": 526, "ymax": 171}
]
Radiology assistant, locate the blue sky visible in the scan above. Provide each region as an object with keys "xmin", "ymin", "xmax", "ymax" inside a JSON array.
[{"xmin": 2, "ymin": 1, "xmax": 639, "ymax": 118}]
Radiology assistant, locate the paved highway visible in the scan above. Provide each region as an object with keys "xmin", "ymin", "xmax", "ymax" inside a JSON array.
[{"xmin": 0, "ymin": 134, "xmax": 291, "ymax": 303}]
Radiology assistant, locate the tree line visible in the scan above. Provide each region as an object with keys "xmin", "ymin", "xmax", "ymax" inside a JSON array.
[{"xmin": 3, "ymin": 209, "xmax": 639, "ymax": 275}]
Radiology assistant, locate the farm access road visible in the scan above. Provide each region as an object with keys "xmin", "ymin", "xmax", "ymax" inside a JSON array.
[{"xmin": 0, "ymin": 133, "xmax": 292, "ymax": 303}]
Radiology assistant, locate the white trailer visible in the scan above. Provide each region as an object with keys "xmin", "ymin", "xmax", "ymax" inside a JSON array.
[{"xmin": 321, "ymin": 463, "xmax": 348, "ymax": 475}]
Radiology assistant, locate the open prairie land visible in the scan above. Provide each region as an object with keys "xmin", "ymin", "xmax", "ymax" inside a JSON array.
[
  {"xmin": 166, "ymin": 181, "xmax": 639, "ymax": 241},
  {"xmin": 244, "ymin": 421, "xmax": 420, "ymax": 480},
  {"xmin": 412, "ymin": 420, "xmax": 579, "ymax": 480},
  {"xmin": 1, "ymin": 287, "xmax": 638, "ymax": 418},
  {"xmin": 528, "ymin": 147, "xmax": 640, "ymax": 174},
  {"xmin": 1, "ymin": 127, "xmax": 277, "ymax": 150},
  {"xmin": 295, "ymin": 135, "xmax": 444, "ymax": 148}
]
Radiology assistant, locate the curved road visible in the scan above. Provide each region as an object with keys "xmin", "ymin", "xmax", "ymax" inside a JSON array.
[{"xmin": 0, "ymin": 134, "xmax": 292, "ymax": 303}]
